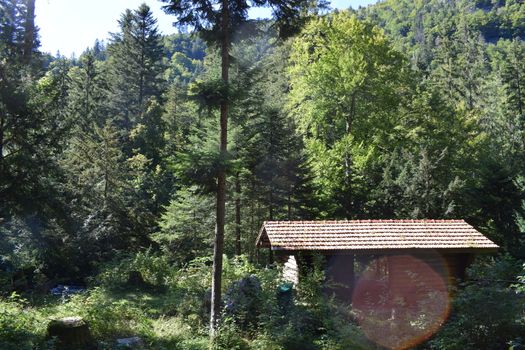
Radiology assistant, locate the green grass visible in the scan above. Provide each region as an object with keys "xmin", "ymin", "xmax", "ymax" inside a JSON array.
[{"xmin": 0, "ymin": 255, "xmax": 379, "ymax": 350}]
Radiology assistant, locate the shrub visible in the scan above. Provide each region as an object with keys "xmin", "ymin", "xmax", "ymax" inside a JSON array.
[
  {"xmin": 96, "ymin": 250, "xmax": 172, "ymax": 289},
  {"xmin": 164, "ymin": 255, "xmax": 278, "ymax": 327},
  {"xmin": 0, "ymin": 293, "xmax": 51, "ymax": 350},
  {"xmin": 50, "ymin": 287, "xmax": 153, "ymax": 341},
  {"xmin": 253, "ymin": 255, "xmax": 373, "ymax": 350},
  {"xmin": 150, "ymin": 316, "xmax": 209, "ymax": 350},
  {"xmin": 428, "ymin": 257, "xmax": 525, "ymax": 350},
  {"xmin": 223, "ymin": 275, "xmax": 262, "ymax": 330},
  {"xmin": 214, "ymin": 319, "xmax": 251, "ymax": 350},
  {"xmin": 165, "ymin": 256, "xmax": 213, "ymax": 325}
]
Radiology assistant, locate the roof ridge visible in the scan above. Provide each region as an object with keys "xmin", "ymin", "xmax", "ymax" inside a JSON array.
[{"xmin": 264, "ymin": 219, "xmax": 466, "ymax": 224}]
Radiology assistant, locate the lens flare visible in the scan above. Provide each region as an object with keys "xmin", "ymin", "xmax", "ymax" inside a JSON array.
[{"xmin": 351, "ymin": 253, "xmax": 451, "ymax": 350}]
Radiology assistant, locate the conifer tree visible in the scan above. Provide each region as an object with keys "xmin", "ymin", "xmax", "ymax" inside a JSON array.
[
  {"xmin": 0, "ymin": 0, "xmax": 75, "ymax": 282},
  {"xmin": 108, "ymin": 9, "xmax": 136, "ymax": 125},
  {"xmin": 162, "ymin": 0, "xmax": 312, "ymax": 333},
  {"xmin": 108, "ymin": 4, "xmax": 165, "ymax": 128},
  {"xmin": 105, "ymin": 4, "xmax": 171, "ymax": 227},
  {"xmin": 498, "ymin": 40, "xmax": 525, "ymax": 147},
  {"xmin": 153, "ymin": 186, "xmax": 215, "ymax": 264},
  {"xmin": 21, "ymin": 0, "xmax": 34, "ymax": 64},
  {"xmin": 61, "ymin": 120, "xmax": 152, "ymax": 263},
  {"xmin": 68, "ymin": 50, "xmax": 109, "ymax": 131},
  {"xmin": 0, "ymin": 0, "xmax": 59, "ymax": 217}
]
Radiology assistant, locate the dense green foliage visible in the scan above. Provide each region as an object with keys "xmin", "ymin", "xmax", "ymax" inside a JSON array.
[
  {"xmin": 1, "ymin": 0, "xmax": 525, "ymax": 348},
  {"xmin": 0, "ymin": 255, "xmax": 375, "ymax": 350}
]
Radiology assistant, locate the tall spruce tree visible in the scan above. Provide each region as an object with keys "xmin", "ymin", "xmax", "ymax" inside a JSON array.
[
  {"xmin": 0, "ymin": 0, "xmax": 38, "ymax": 62},
  {"xmin": 0, "ymin": 0, "xmax": 76, "ymax": 283},
  {"xmin": 108, "ymin": 4, "xmax": 165, "ymax": 129},
  {"xmin": 104, "ymin": 4, "xmax": 170, "ymax": 233},
  {"xmin": 68, "ymin": 50, "xmax": 109, "ymax": 131},
  {"xmin": 108, "ymin": 9, "xmax": 135, "ymax": 126},
  {"xmin": 0, "ymin": 0, "xmax": 59, "ymax": 217},
  {"xmin": 229, "ymin": 36, "xmax": 316, "ymax": 256},
  {"xmin": 161, "ymin": 0, "xmax": 312, "ymax": 333},
  {"xmin": 60, "ymin": 119, "xmax": 152, "ymax": 265},
  {"xmin": 497, "ymin": 40, "xmax": 525, "ymax": 154}
]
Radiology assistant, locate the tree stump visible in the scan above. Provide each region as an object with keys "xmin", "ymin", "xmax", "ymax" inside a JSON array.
[{"xmin": 47, "ymin": 316, "xmax": 96, "ymax": 350}]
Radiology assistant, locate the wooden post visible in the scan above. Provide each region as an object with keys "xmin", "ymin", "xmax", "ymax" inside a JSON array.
[
  {"xmin": 455, "ymin": 253, "xmax": 473, "ymax": 281},
  {"xmin": 347, "ymin": 254, "xmax": 355, "ymax": 298}
]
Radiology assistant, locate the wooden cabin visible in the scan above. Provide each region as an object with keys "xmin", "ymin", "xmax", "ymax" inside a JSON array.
[{"xmin": 255, "ymin": 220, "xmax": 499, "ymax": 300}]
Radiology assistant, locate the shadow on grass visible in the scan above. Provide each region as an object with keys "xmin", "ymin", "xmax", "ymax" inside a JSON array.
[
  {"xmin": 0, "ymin": 325, "xmax": 53, "ymax": 350},
  {"xmin": 146, "ymin": 316, "xmax": 209, "ymax": 350}
]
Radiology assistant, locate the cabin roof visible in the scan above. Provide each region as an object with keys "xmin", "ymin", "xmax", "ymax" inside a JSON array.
[{"xmin": 255, "ymin": 220, "xmax": 499, "ymax": 253}]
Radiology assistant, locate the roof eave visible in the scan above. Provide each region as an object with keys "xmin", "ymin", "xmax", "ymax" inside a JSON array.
[
  {"xmin": 255, "ymin": 223, "xmax": 271, "ymax": 248},
  {"xmin": 269, "ymin": 247, "xmax": 500, "ymax": 254}
]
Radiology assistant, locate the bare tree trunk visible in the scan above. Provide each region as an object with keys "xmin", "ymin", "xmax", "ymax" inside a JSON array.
[
  {"xmin": 250, "ymin": 185, "xmax": 256, "ymax": 262},
  {"xmin": 343, "ymin": 93, "xmax": 356, "ymax": 217},
  {"xmin": 23, "ymin": 0, "xmax": 35, "ymax": 64},
  {"xmin": 0, "ymin": 114, "xmax": 4, "ymax": 175},
  {"xmin": 104, "ymin": 136, "xmax": 109, "ymax": 201},
  {"xmin": 235, "ymin": 172, "xmax": 241, "ymax": 256},
  {"xmin": 514, "ymin": 63, "xmax": 524, "ymax": 152},
  {"xmin": 517, "ymin": 70, "xmax": 525, "ymax": 151},
  {"xmin": 210, "ymin": 0, "xmax": 229, "ymax": 336},
  {"xmin": 139, "ymin": 17, "xmax": 146, "ymax": 109},
  {"xmin": 268, "ymin": 191, "xmax": 274, "ymax": 264},
  {"xmin": 287, "ymin": 192, "xmax": 292, "ymax": 220},
  {"xmin": 516, "ymin": 68, "xmax": 523, "ymax": 117}
]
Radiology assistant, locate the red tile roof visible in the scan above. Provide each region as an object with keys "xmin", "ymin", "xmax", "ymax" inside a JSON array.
[{"xmin": 256, "ymin": 220, "xmax": 499, "ymax": 252}]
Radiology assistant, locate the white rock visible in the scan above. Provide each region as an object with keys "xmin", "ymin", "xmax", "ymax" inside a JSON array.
[{"xmin": 116, "ymin": 336, "xmax": 144, "ymax": 348}]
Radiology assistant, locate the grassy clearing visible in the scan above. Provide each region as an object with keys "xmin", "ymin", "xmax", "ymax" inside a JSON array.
[
  {"xmin": 2, "ymin": 254, "xmax": 523, "ymax": 350},
  {"xmin": 0, "ymin": 253, "xmax": 373, "ymax": 350}
]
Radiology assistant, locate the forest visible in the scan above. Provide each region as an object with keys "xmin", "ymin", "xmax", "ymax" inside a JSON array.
[{"xmin": 1, "ymin": 0, "xmax": 525, "ymax": 349}]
